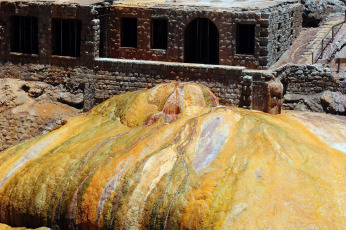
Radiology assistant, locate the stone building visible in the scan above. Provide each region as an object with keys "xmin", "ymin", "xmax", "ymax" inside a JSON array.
[
  {"xmin": 0, "ymin": 0, "xmax": 303, "ymax": 112},
  {"xmin": 0, "ymin": 0, "xmax": 302, "ymax": 69},
  {"xmin": 105, "ymin": 0, "xmax": 302, "ymax": 69}
]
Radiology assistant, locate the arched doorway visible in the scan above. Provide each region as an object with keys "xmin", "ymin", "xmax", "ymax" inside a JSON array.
[{"xmin": 184, "ymin": 18, "xmax": 219, "ymax": 65}]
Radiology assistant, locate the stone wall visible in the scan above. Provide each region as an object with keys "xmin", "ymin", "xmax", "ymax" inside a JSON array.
[
  {"xmin": 107, "ymin": 2, "xmax": 303, "ymax": 69},
  {"xmin": 274, "ymin": 64, "xmax": 345, "ymax": 113},
  {"xmin": 0, "ymin": 58, "xmax": 276, "ymax": 112},
  {"xmin": 94, "ymin": 58, "xmax": 253, "ymax": 108},
  {"xmin": 2, "ymin": 57, "xmax": 344, "ymax": 115},
  {"xmin": 266, "ymin": 3, "xmax": 303, "ymax": 66},
  {"xmin": 244, "ymin": 70, "xmax": 276, "ymax": 112},
  {"xmin": 276, "ymin": 64, "xmax": 338, "ymax": 94}
]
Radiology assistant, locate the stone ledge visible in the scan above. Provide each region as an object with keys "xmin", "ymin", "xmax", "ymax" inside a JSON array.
[{"xmin": 94, "ymin": 57, "xmax": 246, "ymax": 71}]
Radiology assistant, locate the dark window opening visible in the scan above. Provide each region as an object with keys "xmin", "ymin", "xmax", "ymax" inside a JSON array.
[
  {"xmin": 98, "ymin": 7, "xmax": 110, "ymax": 57},
  {"xmin": 184, "ymin": 18, "xmax": 219, "ymax": 65},
  {"xmin": 121, "ymin": 18, "xmax": 137, "ymax": 48},
  {"xmin": 11, "ymin": 16, "xmax": 38, "ymax": 54},
  {"xmin": 237, "ymin": 24, "xmax": 255, "ymax": 55},
  {"xmin": 151, "ymin": 19, "xmax": 168, "ymax": 50},
  {"xmin": 52, "ymin": 19, "xmax": 82, "ymax": 57}
]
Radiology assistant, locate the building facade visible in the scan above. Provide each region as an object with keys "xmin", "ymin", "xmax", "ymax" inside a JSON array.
[
  {"xmin": 0, "ymin": 0, "xmax": 303, "ymax": 113},
  {"xmin": 0, "ymin": 0, "xmax": 303, "ymax": 70}
]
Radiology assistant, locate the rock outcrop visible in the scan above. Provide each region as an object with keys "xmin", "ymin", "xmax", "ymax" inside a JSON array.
[
  {"xmin": 0, "ymin": 78, "xmax": 80, "ymax": 151},
  {"xmin": 302, "ymin": 0, "xmax": 346, "ymax": 27},
  {"xmin": 0, "ymin": 83, "xmax": 345, "ymax": 229},
  {"xmin": 302, "ymin": 0, "xmax": 327, "ymax": 27},
  {"xmin": 321, "ymin": 90, "xmax": 346, "ymax": 114}
]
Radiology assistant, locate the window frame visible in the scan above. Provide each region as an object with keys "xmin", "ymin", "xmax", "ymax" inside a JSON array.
[
  {"xmin": 10, "ymin": 15, "xmax": 39, "ymax": 55},
  {"xmin": 52, "ymin": 18, "xmax": 82, "ymax": 57}
]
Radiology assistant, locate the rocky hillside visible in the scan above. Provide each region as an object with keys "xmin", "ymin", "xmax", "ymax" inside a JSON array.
[{"xmin": 0, "ymin": 83, "xmax": 345, "ymax": 229}]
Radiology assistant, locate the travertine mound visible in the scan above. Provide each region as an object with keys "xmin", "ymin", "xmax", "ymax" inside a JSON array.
[
  {"xmin": 0, "ymin": 83, "xmax": 345, "ymax": 230},
  {"xmin": 287, "ymin": 111, "xmax": 346, "ymax": 153}
]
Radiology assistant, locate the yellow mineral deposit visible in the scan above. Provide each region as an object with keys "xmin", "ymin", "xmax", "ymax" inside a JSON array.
[{"xmin": 0, "ymin": 83, "xmax": 345, "ymax": 230}]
